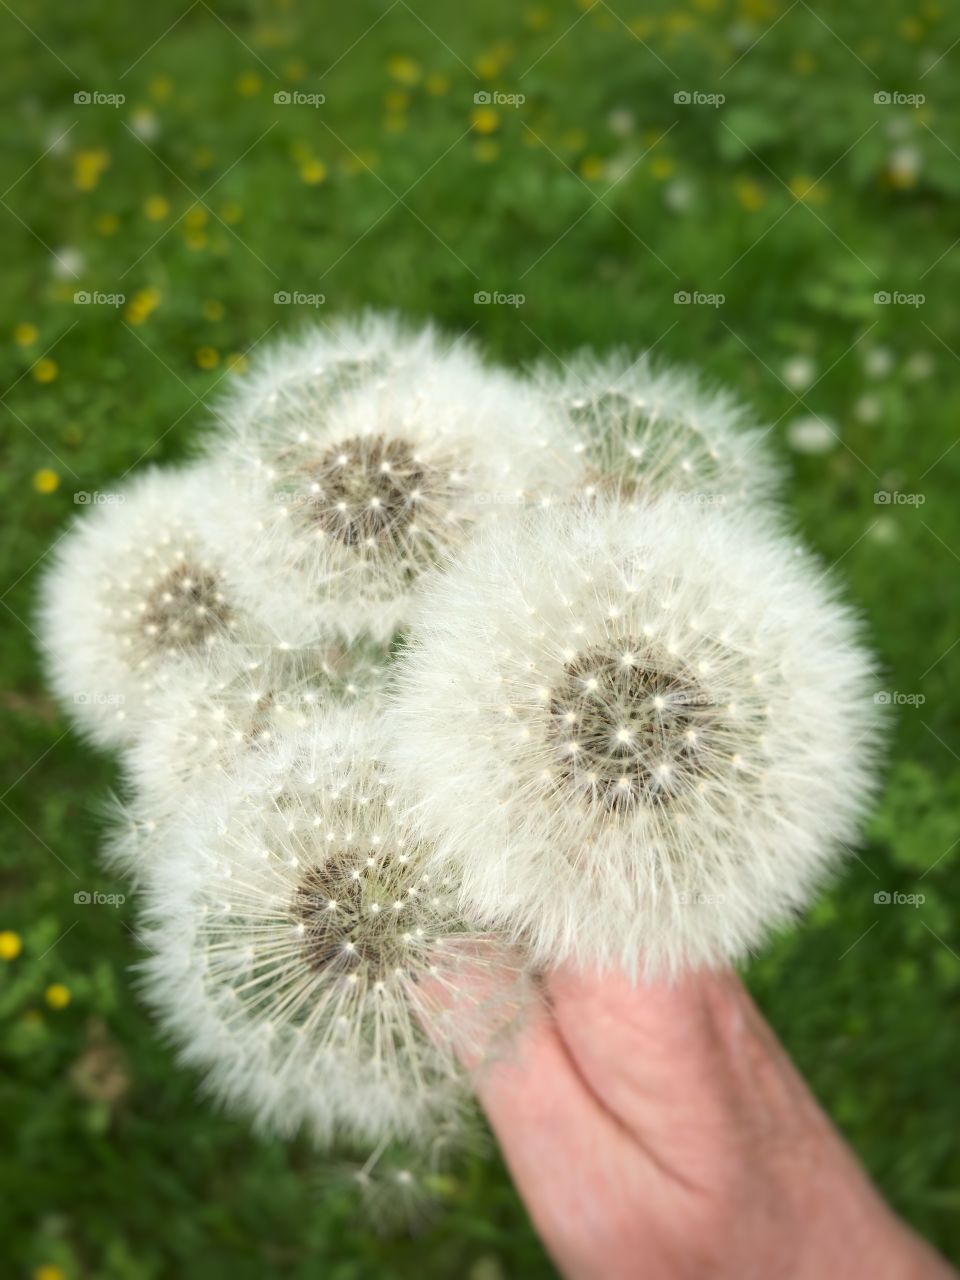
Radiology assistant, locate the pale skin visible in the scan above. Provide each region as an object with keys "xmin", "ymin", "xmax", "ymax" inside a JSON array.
[{"xmin": 444, "ymin": 962, "xmax": 955, "ymax": 1280}]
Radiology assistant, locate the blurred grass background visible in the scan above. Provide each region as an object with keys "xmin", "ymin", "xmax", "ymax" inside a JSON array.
[{"xmin": 1, "ymin": 0, "xmax": 959, "ymax": 1276}]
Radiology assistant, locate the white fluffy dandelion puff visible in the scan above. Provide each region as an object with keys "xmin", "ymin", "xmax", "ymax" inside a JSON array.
[
  {"xmin": 323, "ymin": 1132, "xmax": 477, "ymax": 1236},
  {"xmin": 138, "ymin": 704, "xmax": 517, "ymax": 1148},
  {"xmin": 534, "ymin": 351, "xmax": 781, "ymax": 509},
  {"xmin": 390, "ymin": 498, "xmax": 881, "ymax": 978},
  {"xmin": 206, "ymin": 313, "xmax": 574, "ymax": 643},
  {"xmin": 37, "ymin": 464, "xmax": 283, "ymax": 749},
  {"xmin": 122, "ymin": 639, "xmax": 389, "ymax": 826}
]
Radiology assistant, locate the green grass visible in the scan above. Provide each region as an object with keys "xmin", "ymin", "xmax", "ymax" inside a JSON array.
[{"xmin": 2, "ymin": 0, "xmax": 959, "ymax": 1275}]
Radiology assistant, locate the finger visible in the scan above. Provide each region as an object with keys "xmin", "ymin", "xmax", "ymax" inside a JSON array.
[
  {"xmin": 545, "ymin": 964, "xmax": 758, "ymax": 1162},
  {"xmin": 422, "ymin": 945, "xmax": 662, "ymax": 1276}
]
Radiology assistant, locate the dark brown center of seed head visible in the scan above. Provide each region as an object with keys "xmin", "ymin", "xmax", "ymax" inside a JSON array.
[
  {"xmin": 303, "ymin": 434, "xmax": 435, "ymax": 549},
  {"xmin": 141, "ymin": 562, "xmax": 231, "ymax": 649},
  {"xmin": 547, "ymin": 643, "xmax": 714, "ymax": 809},
  {"xmin": 292, "ymin": 856, "xmax": 409, "ymax": 976}
]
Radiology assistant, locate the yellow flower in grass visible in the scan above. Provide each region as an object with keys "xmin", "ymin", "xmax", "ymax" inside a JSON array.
[
  {"xmin": 125, "ymin": 287, "xmax": 161, "ymax": 325},
  {"xmin": 219, "ymin": 200, "xmax": 243, "ymax": 224},
  {"xmin": 202, "ymin": 299, "xmax": 225, "ymax": 322},
  {"xmin": 184, "ymin": 205, "xmax": 208, "ymax": 229},
  {"xmin": 149, "ymin": 75, "xmax": 174, "ymax": 102},
  {"xmin": 580, "ymin": 154, "xmax": 605, "ymax": 181},
  {"xmin": 95, "ymin": 212, "xmax": 119, "ymax": 236},
  {"xmin": 236, "ymin": 70, "xmax": 262, "ymax": 96},
  {"xmin": 34, "ymin": 1265, "xmax": 67, "ymax": 1280},
  {"xmin": 739, "ymin": 0, "xmax": 777, "ymax": 18},
  {"xmin": 0, "ymin": 930, "xmax": 22, "ymax": 960},
  {"xmin": 525, "ymin": 5, "xmax": 551, "ymax": 29},
  {"xmin": 735, "ymin": 178, "xmax": 766, "ymax": 211},
  {"xmin": 46, "ymin": 983, "xmax": 71, "ymax": 1009},
  {"xmin": 474, "ymin": 49, "xmax": 509, "ymax": 79},
  {"xmin": 195, "ymin": 346, "xmax": 219, "ymax": 370},
  {"xmin": 790, "ymin": 174, "xmax": 828, "ymax": 204},
  {"xmin": 14, "ymin": 322, "xmax": 38, "ymax": 346},
  {"xmin": 73, "ymin": 149, "xmax": 110, "ymax": 192},
  {"xmin": 470, "ymin": 106, "xmax": 499, "ymax": 134},
  {"xmin": 33, "ymin": 358, "xmax": 58, "ymax": 384},
  {"xmin": 385, "ymin": 88, "xmax": 410, "ymax": 113},
  {"xmin": 143, "ymin": 195, "xmax": 170, "ymax": 222},
  {"xmin": 425, "ymin": 72, "xmax": 450, "ymax": 96},
  {"xmin": 650, "ymin": 155, "xmax": 675, "ymax": 181},
  {"xmin": 387, "ymin": 54, "xmax": 422, "ymax": 85},
  {"xmin": 299, "ymin": 158, "xmax": 327, "ymax": 184},
  {"xmin": 33, "ymin": 469, "xmax": 60, "ymax": 495}
]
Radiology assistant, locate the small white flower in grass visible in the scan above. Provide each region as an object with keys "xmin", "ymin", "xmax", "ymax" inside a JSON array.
[
  {"xmin": 390, "ymin": 498, "xmax": 881, "ymax": 978},
  {"xmin": 787, "ymin": 415, "xmax": 837, "ymax": 455},
  {"xmin": 137, "ymin": 705, "xmax": 519, "ymax": 1148},
  {"xmin": 782, "ymin": 355, "xmax": 817, "ymax": 392},
  {"xmin": 38, "ymin": 465, "xmax": 285, "ymax": 749},
  {"xmin": 534, "ymin": 352, "xmax": 781, "ymax": 509},
  {"xmin": 904, "ymin": 351, "xmax": 934, "ymax": 381},
  {"xmin": 207, "ymin": 313, "xmax": 572, "ymax": 644}
]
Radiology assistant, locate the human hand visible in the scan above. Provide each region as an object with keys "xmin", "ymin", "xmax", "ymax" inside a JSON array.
[{"xmin": 449, "ymin": 962, "xmax": 954, "ymax": 1280}]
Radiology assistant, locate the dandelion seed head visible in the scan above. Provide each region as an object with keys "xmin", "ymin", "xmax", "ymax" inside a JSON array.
[
  {"xmin": 137, "ymin": 704, "xmax": 520, "ymax": 1148},
  {"xmin": 534, "ymin": 353, "xmax": 781, "ymax": 509},
  {"xmin": 391, "ymin": 498, "xmax": 881, "ymax": 978},
  {"xmin": 37, "ymin": 465, "xmax": 271, "ymax": 748},
  {"xmin": 205, "ymin": 314, "xmax": 575, "ymax": 644}
]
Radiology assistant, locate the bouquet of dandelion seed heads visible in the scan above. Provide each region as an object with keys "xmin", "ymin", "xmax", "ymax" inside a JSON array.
[{"xmin": 39, "ymin": 312, "xmax": 881, "ymax": 1222}]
